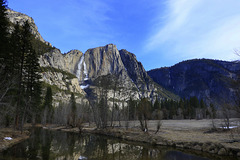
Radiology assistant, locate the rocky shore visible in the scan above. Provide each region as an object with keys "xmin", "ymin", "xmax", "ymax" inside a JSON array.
[
  {"xmin": 91, "ymin": 128, "xmax": 240, "ymax": 157},
  {"xmin": 46, "ymin": 119, "xmax": 240, "ymax": 158}
]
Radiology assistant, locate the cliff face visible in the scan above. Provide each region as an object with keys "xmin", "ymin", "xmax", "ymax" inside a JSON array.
[
  {"xmin": 6, "ymin": 9, "xmax": 51, "ymax": 46},
  {"xmin": 77, "ymin": 44, "xmax": 124, "ymax": 81},
  {"xmin": 148, "ymin": 59, "xmax": 240, "ymax": 107},
  {"xmin": 38, "ymin": 43, "xmax": 178, "ymax": 103},
  {"xmin": 40, "ymin": 49, "xmax": 83, "ymax": 74},
  {"xmin": 66, "ymin": 44, "xmax": 177, "ymax": 101},
  {"xmin": 119, "ymin": 49, "xmax": 176, "ymax": 99}
]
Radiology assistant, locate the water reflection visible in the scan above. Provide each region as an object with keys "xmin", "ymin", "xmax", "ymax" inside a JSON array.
[{"xmin": 0, "ymin": 128, "xmax": 235, "ymax": 160}]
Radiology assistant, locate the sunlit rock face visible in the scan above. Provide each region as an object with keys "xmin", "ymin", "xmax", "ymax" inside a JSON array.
[
  {"xmin": 119, "ymin": 49, "xmax": 172, "ymax": 99},
  {"xmin": 148, "ymin": 59, "xmax": 240, "ymax": 106},
  {"xmin": 73, "ymin": 44, "xmax": 178, "ymax": 101},
  {"xmin": 40, "ymin": 49, "xmax": 83, "ymax": 74},
  {"xmin": 41, "ymin": 71, "xmax": 85, "ymax": 95},
  {"xmin": 6, "ymin": 9, "xmax": 51, "ymax": 46},
  {"xmin": 39, "ymin": 43, "xmax": 178, "ymax": 102},
  {"xmin": 83, "ymin": 44, "xmax": 124, "ymax": 81}
]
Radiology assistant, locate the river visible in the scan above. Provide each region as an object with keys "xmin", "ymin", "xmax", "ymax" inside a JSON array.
[{"xmin": 0, "ymin": 128, "xmax": 236, "ymax": 160}]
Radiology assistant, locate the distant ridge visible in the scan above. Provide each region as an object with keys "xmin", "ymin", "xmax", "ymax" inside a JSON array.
[{"xmin": 148, "ymin": 59, "xmax": 240, "ymax": 107}]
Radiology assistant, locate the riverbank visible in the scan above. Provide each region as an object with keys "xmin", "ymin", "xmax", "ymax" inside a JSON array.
[
  {"xmin": 46, "ymin": 119, "xmax": 240, "ymax": 158},
  {"xmin": 1, "ymin": 119, "xmax": 240, "ymax": 158},
  {"xmin": 0, "ymin": 127, "xmax": 30, "ymax": 152}
]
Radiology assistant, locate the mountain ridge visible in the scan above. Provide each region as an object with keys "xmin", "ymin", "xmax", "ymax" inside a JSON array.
[{"xmin": 148, "ymin": 58, "xmax": 240, "ymax": 107}]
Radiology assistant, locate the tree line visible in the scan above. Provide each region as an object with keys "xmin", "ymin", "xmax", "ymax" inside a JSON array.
[{"xmin": 79, "ymin": 74, "xmax": 217, "ymax": 131}]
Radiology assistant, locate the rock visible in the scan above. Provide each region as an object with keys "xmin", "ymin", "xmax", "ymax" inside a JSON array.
[
  {"xmin": 6, "ymin": 9, "xmax": 51, "ymax": 46},
  {"xmin": 176, "ymin": 143, "xmax": 184, "ymax": 148},
  {"xmin": 237, "ymin": 152, "xmax": 240, "ymax": 157},
  {"xmin": 40, "ymin": 43, "xmax": 178, "ymax": 103},
  {"xmin": 39, "ymin": 49, "xmax": 83, "ymax": 74},
  {"xmin": 218, "ymin": 148, "xmax": 227, "ymax": 156},
  {"xmin": 193, "ymin": 145, "xmax": 202, "ymax": 151},
  {"xmin": 120, "ymin": 49, "xmax": 177, "ymax": 99},
  {"xmin": 202, "ymin": 143, "xmax": 216, "ymax": 153},
  {"xmin": 183, "ymin": 142, "xmax": 191, "ymax": 149}
]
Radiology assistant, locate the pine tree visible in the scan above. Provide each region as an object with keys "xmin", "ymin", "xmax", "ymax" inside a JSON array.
[
  {"xmin": 9, "ymin": 23, "xmax": 22, "ymax": 74},
  {"xmin": 0, "ymin": 0, "xmax": 9, "ymax": 65},
  {"xmin": 98, "ymin": 97, "xmax": 108, "ymax": 128},
  {"xmin": 153, "ymin": 98, "xmax": 160, "ymax": 111},
  {"xmin": 70, "ymin": 92, "xmax": 76, "ymax": 127},
  {"xmin": 12, "ymin": 21, "xmax": 43, "ymax": 128},
  {"xmin": 43, "ymin": 86, "xmax": 53, "ymax": 124},
  {"xmin": 128, "ymin": 97, "xmax": 136, "ymax": 120},
  {"xmin": 210, "ymin": 103, "xmax": 216, "ymax": 119}
]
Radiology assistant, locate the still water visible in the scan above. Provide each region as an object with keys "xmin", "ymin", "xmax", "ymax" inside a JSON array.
[{"xmin": 0, "ymin": 128, "xmax": 235, "ymax": 160}]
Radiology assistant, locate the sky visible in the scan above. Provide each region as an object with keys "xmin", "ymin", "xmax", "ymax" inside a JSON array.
[{"xmin": 8, "ymin": 0, "xmax": 240, "ymax": 70}]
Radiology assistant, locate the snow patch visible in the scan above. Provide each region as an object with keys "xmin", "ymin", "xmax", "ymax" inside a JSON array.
[
  {"xmin": 80, "ymin": 84, "xmax": 89, "ymax": 89},
  {"xmin": 4, "ymin": 137, "xmax": 12, "ymax": 140},
  {"xmin": 78, "ymin": 156, "xmax": 87, "ymax": 160},
  {"xmin": 222, "ymin": 126, "xmax": 238, "ymax": 129}
]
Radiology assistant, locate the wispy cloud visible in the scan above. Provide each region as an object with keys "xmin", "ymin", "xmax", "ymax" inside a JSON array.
[{"xmin": 145, "ymin": 0, "xmax": 240, "ymax": 61}]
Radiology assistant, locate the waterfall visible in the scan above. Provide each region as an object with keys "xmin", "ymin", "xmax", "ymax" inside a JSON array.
[
  {"xmin": 76, "ymin": 55, "xmax": 89, "ymax": 89},
  {"xmin": 83, "ymin": 61, "xmax": 88, "ymax": 80},
  {"xmin": 76, "ymin": 55, "xmax": 84, "ymax": 80}
]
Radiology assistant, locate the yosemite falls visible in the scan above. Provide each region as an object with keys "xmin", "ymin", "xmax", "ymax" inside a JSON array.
[{"xmin": 76, "ymin": 55, "xmax": 89, "ymax": 89}]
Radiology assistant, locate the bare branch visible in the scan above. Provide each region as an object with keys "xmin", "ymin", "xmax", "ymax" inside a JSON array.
[{"xmin": 234, "ymin": 49, "xmax": 240, "ymax": 57}]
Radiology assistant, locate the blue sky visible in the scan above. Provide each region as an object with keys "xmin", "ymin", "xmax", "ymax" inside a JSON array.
[{"xmin": 8, "ymin": 0, "xmax": 240, "ymax": 70}]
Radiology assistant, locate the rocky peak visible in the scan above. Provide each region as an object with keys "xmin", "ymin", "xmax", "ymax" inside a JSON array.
[
  {"xmin": 6, "ymin": 9, "xmax": 51, "ymax": 46},
  {"xmin": 82, "ymin": 44, "xmax": 124, "ymax": 80},
  {"xmin": 65, "ymin": 49, "xmax": 82, "ymax": 56},
  {"xmin": 40, "ymin": 49, "xmax": 83, "ymax": 74},
  {"xmin": 119, "ymin": 49, "xmax": 150, "ymax": 86}
]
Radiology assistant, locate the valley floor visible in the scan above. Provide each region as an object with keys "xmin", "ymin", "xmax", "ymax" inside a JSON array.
[{"xmin": 50, "ymin": 118, "xmax": 240, "ymax": 157}]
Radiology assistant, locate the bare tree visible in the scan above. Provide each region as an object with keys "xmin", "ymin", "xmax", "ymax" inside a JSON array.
[
  {"xmin": 209, "ymin": 103, "xmax": 217, "ymax": 130},
  {"xmin": 155, "ymin": 110, "xmax": 163, "ymax": 134},
  {"xmin": 0, "ymin": 67, "xmax": 19, "ymax": 128},
  {"xmin": 234, "ymin": 49, "xmax": 240, "ymax": 57},
  {"xmin": 137, "ymin": 98, "xmax": 151, "ymax": 132},
  {"xmin": 221, "ymin": 103, "xmax": 233, "ymax": 130}
]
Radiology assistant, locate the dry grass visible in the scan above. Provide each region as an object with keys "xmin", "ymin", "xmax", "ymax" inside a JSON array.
[
  {"xmin": 109, "ymin": 118, "xmax": 240, "ymax": 150},
  {"xmin": 0, "ymin": 127, "xmax": 30, "ymax": 152}
]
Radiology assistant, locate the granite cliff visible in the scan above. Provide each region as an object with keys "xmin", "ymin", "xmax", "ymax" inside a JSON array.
[
  {"xmin": 148, "ymin": 59, "xmax": 240, "ymax": 107},
  {"xmin": 39, "ymin": 44, "xmax": 178, "ymax": 103},
  {"xmin": 6, "ymin": 9, "xmax": 51, "ymax": 46}
]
